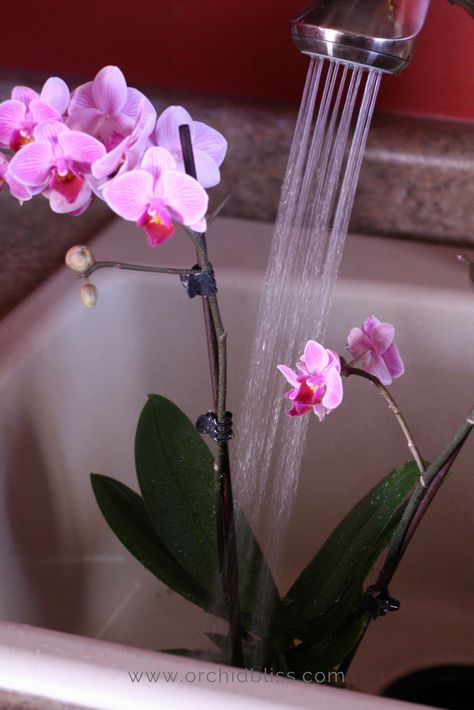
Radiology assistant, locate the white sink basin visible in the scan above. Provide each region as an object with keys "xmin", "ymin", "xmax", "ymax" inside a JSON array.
[{"xmin": 0, "ymin": 216, "xmax": 472, "ymax": 708}]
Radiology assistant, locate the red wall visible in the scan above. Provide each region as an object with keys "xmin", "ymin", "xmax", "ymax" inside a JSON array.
[{"xmin": 2, "ymin": 1, "xmax": 473, "ymax": 121}]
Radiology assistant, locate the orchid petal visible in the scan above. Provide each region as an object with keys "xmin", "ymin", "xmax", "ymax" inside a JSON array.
[
  {"xmin": 105, "ymin": 113, "xmax": 135, "ymax": 142},
  {"xmin": 68, "ymin": 82, "xmax": 95, "ymax": 113},
  {"xmin": 12, "ymin": 86, "xmax": 38, "ymax": 104},
  {"xmin": 161, "ymin": 171, "xmax": 208, "ymax": 226},
  {"xmin": 143, "ymin": 219, "xmax": 175, "ymax": 247},
  {"xmin": 9, "ymin": 142, "xmax": 53, "ymax": 186},
  {"xmin": 141, "ymin": 146, "xmax": 176, "ymax": 180},
  {"xmin": 40, "ymin": 77, "xmax": 70, "ymax": 115},
  {"xmin": 304, "ymin": 340, "xmax": 329, "ymax": 374},
  {"xmin": 288, "ymin": 403, "xmax": 312, "ymax": 417},
  {"xmin": 58, "ymin": 130, "xmax": 105, "ymax": 168},
  {"xmin": 294, "ymin": 379, "xmax": 316, "ymax": 406},
  {"xmin": 156, "ymin": 106, "xmax": 194, "ymax": 148},
  {"xmin": 29, "ymin": 99, "xmax": 62, "ymax": 124},
  {"xmin": 362, "ymin": 351, "xmax": 392, "ymax": 386},
  {"xmin": 69, "ymin": 195, "xmax": 94, "ymax": 216},
  {"xmin": 193, "ymin": 149, "xmax": 221, "ymax": 188},
  {"xmin": 322, "ymin": 368, "xmax": 343, "ymax": 409},
  {"xmin": 193, "ymin": 121, "xmax": 227, "ymax": 165},
  {"xmin": 47, "ymin": 183, "xmax": 92, "ymax": 214},
  {"xmin": 371, "ymin": 322, "xmax": 395, "ymax": 354},
  {"xmin": 0, "ymin": 100, "xmax": 26, "ymax": 144},
  {"xmin": 85, "ymin": 173, "xmax": 108, "ymax": 198},
  {"xmin": 91, "ymin": 140, "xmax": 127, "ymax": 179},
  {"xmin": 92, "ymin": 66, "xmax": 127, "ymax": 114},
  {"xmin": 66, "ymin": 107, "xmax": 104, "ymax": 136},
  {"xmin": 383, "ymin": 343, "xmax": 405, "ymax": 380},
  {"xmin": 326, "ymin": 349, "xmax": 341, "ymax": 372},
  {"xmin": 102, "ymin": 170, "xmax": 153, "ymax": 220},
  {"xmin": 4, "ymin": 169, "xmax": 32, "ymax": 201},
  {"xmin": 123, "ymin": 88, "xmax": 156, "ymax": 126},
  {"xmin": 49, "ymin": 170, "xmax": 85, "ymax": 203},
  {"xmin": 347, "ymin": 327, "xmax": 371, "ymax": 359},
  {"xmin": 277, "ymin": 364, "xmax": 300, "ymax": 388},
  {"xmin": 363, "ymin": 314, "xmax": 381, "ymax": 336},
  {"xmin": 188, "ymin": 216, "xmax": 207, "ymax": 234},
  {"xmin": 0, "ymin": 153, "xmax": 8, "ymax": 177},
  {"xmin": 312, "ymin": 403, "xmax": 327, "ymax": 422},
  {"xmin": 34, "ymin": 121, "xmax": 68, "ymax": 143}
]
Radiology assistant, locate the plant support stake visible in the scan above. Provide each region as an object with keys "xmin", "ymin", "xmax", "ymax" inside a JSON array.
[{"xmin": 179, "ymin": 124, "xmax": 243, "ymax": 668}]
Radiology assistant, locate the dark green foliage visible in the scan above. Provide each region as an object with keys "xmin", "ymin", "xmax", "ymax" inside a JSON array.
[{"xmin": 92, "ymin": 394, "xmax": 421, "ymax": 678}]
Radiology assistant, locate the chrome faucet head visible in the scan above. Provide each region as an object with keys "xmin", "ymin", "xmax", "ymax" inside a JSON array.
[{"xmin": 292, "ymin": 0, "xmax": 432, "ymax": 74}]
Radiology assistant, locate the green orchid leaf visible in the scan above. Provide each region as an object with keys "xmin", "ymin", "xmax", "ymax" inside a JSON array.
[
  {"xmin": 286, "ymin": 612, "xmax": 366, "ymax": 680},
  {"xmin": 278, "ymin": 460, "xmax": 421, "ymax": 641},
  {"xmin": 235, "ymin": 504, "xmax": 280, "ymax": 634},
  {"xmin": 135, "ymin": 395, "xmax": 219, "ymax": 593},
  {"xmin": 296, "ymin": 505, "xmax": 404, "ymax": 643},
  {"xmin": 90, "ymin": 473, "xmax": 211, "ymax": 610},
  {"xmin": 134, "ymin": 394, "xmax": 278, "ymax": 626},
  {"xmin": 206, "ymin": 632, "xmax": 231, "ymax": 653}
]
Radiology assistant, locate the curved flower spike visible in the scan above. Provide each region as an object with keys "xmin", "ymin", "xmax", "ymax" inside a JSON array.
[
  {"xmin": 347, "ymin": 315, "xmax": 404, "ymax": 386},
  {"xmin": 278, "ymin": 340, "xmax": 343, "ymax": 421},
  {"xmin": 102, "ymin": 146, "xmax": 208, "ymax": 246},
  {"xmin": 154, "ymin": 106, "xmax": 227, "ymax": 188}
]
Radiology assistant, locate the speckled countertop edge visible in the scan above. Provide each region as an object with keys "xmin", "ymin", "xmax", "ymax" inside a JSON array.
[{"xmin": 0, "ymin": 689, "xmax": 83, "ymax": 709}]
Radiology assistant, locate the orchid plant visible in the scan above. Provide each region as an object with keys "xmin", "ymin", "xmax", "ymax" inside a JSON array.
[{"xmin": 2, "ymin": 66, "xmax": 473, "ymax": 683}]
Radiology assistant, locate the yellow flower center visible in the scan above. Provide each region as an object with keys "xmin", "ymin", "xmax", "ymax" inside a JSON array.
[{"xmin": 56, "ymin": 171, "xmax": 76, "ymax": 183}]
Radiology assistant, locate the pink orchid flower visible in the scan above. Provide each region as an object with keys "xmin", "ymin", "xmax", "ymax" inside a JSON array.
[
  {"xmin": 347, "ymin": 315, "xmax": 404, "ymax": 385},
  {"xmin": 9, "ymin": 122, "xmax": 105, "ymax": 214},
  {"xmin": 278, "ymin": 340, "xmax": 343, "ymax": 420},
  {"xmin": 154, "ymin": 106, "xmax": 227, "ymax": 188},
  {"xmin": 67, "ymin": 66, "xmax": 156, "ymax": 150},
  {"xmin": 0, "ymin": 77, "xmax": 70, "ymax": 151},
  {"xmin": 102, "ymin": 146, "xmax": 208, "ymax": 246},
  {"xmin": 0, "ymin": 152, "xmax": 32, "ymax": 202}
]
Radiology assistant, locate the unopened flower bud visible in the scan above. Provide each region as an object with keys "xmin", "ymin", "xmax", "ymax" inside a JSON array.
[
  {"xmin": 80, "ymin": 283, "xmax": 98, "ymax": 308},
  {"xmin": 65, "ymin": 245, "xmax": 95, "ymax": 273}
]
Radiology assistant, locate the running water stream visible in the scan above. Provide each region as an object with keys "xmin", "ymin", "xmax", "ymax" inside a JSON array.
[{"xmin": 231, "ymin": 57, "xmax": 381, "ymax": 645}]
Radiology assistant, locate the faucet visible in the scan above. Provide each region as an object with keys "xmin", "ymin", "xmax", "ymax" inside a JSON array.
[{"xmin": 292, "ymin": 0, "xmax": 473, "ymax": 74}]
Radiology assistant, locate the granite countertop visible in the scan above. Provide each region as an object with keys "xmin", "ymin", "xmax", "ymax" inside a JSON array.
[
  {"xmin": 1, "ymin": 72, "xmax": 473, "ymax": 321},
  {"xmin": 0, "ymin": 690, "xmax": 80, "ymax": 709}
]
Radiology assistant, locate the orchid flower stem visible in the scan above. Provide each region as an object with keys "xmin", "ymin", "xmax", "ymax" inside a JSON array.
[
  {"xmin": 179, "ymin": 124, "xmax": 243, "ymax": 668},
  {"xmin": 341, "ymin": 406, "xmax": 474, "ymax": 678},
  {"xmin": 84, "ymin": 261, "xmax": 201, "ymax": 277},
  {"xmin": 376, "ymin": 405, "xmax": 474, "ymax": 594},
  {"xmin": 342, "ymin": 361, "xmax": 426, "ymax": 483}
]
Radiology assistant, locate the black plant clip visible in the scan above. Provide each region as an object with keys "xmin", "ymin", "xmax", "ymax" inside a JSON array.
[
  {"xmin": 196, "ymin": 411, "xmax": 233, "ymax": 443},
  {"xmin": 365, "ymin": 586, "xmax": 400, "ymax": 619},
  {"xmin": 180, "ymin": 264, "xmax": 217, "ymax": 299}
]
